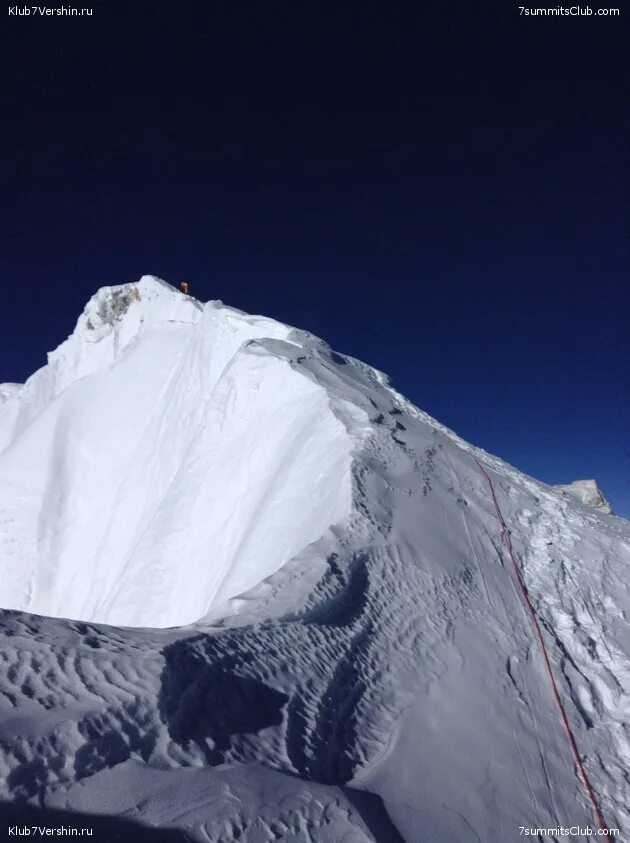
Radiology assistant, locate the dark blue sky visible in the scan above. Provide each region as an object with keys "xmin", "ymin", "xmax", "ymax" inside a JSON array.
[{"xmin": 2, "ymin": 2, "xmax": 628, "ymax": 515}]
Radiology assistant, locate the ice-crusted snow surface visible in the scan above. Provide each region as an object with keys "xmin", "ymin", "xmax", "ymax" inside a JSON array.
[{"xmin": 0, "ymin": 277, "xmax": 629, "ymax": 841}]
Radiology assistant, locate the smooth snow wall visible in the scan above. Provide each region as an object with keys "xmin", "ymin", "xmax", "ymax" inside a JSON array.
[{"xmin": 0, "ymin": 277, "xmax": 355, "ymax": 627}]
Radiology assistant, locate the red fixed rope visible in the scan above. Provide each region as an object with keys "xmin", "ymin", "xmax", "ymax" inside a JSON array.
[{"xmin": 473, "ymin": 456, "xmax": 609, "ymax": 834}]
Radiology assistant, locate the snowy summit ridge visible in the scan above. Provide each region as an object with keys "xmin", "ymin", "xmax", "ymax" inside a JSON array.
[
  {"xmin": 0, "ymin": 276, "xmax": 629, "ymax": 840},
  {"xmin": 0, "ymin": 276, "xmax": 365, "ymax": 627}
]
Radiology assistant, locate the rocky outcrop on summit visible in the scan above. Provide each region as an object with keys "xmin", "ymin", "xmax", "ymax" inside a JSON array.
[{"xmin": 555, "ymin": 479, "xmax": 613, "ymax": 515}]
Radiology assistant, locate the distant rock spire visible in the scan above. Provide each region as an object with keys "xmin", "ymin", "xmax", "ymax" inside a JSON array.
[{"xmin": 554, "ymin": 479, "xmax": 613, "ymax": 514}]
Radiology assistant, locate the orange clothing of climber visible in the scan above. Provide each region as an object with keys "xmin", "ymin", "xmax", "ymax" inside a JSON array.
[{"xmin": 180, "ymin": 281, "xmax": 190, "ymax": 295}]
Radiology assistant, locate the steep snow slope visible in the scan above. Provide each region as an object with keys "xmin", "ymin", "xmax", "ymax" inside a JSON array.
[
  {"xmin": 0, "ymin": 278, "xmax": 628, "ymax": 841},
  {"xmin": 0, "ymin": 277, "xmax": 361, "ymax": 627}
]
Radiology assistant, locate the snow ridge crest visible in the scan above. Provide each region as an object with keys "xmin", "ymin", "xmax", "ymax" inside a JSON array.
[{"xmin": 0, "ymin": 276, "xmax": 363, "ymax": 627}]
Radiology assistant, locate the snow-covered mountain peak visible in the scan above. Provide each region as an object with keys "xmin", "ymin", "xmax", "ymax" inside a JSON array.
[
  {"xmin": 0, "ymin": 277, "xmax": 365, "ymax": 627},
  {"xmin": 0, "ymin": 277, "xmax": 629, "ymax": 838},
  {"xmin": 76, "ymin": 276, "xmax": 182, "ymax": 338},
  {"xmin": 50, "ymin": 276, "xmax": 202, "ymax": 371}
]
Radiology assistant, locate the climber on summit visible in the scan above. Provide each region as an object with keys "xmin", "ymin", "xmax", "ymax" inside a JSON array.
[{"xmin": 180, "ymin": 281, "xmax": 190, "ymax": 295}]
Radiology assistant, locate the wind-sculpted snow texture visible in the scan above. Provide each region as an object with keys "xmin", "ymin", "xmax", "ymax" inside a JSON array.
[{"xmin": 0, "ymin": 278, "xmax": 629, "ymax": 841}]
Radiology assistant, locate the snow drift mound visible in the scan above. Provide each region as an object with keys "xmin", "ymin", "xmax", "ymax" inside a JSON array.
[{"xmin": 0, "ymin": 277, "xmax": 361, "ymax": 627}]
